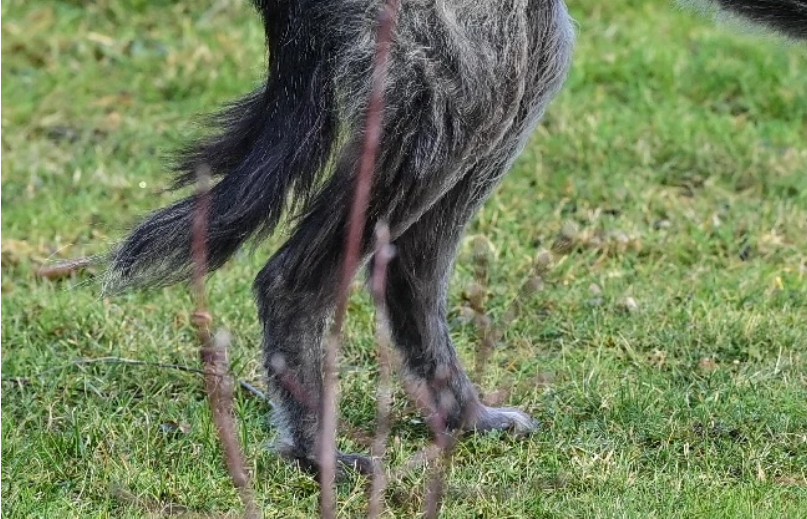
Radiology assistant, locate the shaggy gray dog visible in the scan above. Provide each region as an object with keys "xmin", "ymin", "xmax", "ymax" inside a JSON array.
[{"xmin": 107, "ymin": 0, "xmax": 805, "ymax": 474}]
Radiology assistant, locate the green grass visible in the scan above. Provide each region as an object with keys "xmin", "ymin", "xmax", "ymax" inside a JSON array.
[{"xmin": 2, "ymin": 0, "xmax": 806, "ymax": 517}]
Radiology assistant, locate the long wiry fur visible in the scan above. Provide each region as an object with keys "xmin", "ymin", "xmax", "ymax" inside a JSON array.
[
  {"xmin": 105, "ymin": 0, "xmax": 803, "ymax": 474},
  {"xmin": 107, "ymin": 0, "xmax": 574, "ymax": 473}
]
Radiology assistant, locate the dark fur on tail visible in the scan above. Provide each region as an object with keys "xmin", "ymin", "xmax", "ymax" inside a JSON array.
[
  {"xmin": 106, "ymin": 1, "xmax": 338, "ymax": 290},
  {"xmin": 699, "ymin": 0, "xmax": 807, "ymax": 39}
]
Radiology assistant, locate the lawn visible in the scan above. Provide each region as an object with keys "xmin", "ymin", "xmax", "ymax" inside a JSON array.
[{"xmin": 2, "ymin": 0, "xmax": 806, "ymax": 517}]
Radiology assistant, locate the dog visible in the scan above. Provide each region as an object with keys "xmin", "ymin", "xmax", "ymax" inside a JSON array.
[{"xmin": 105, "ymin": 0, "xmax": 805, "ymax": 475}]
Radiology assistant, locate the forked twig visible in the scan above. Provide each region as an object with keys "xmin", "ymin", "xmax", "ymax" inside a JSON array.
[
  {"xmin": 191, "ymin": 166, "xmax": 258, "ymax": 519},
  {"xmin": 318, "ymin": 1, "xmax": 400, "ymax": 516}
]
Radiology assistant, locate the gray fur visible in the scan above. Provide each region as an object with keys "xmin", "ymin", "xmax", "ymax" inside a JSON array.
[
  {"xmin": 255, "ymin": 0, "xmax": 574, "ymax": 472},
  {"xmin": 108, "ymin": 0, "xmax": 574, "ymax": 474}
]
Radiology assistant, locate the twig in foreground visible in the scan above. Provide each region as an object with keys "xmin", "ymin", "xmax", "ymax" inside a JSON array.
[
  {"xmin": 421, "ymin": 370, "xmax": 456, "ymax": 519},
  {"xmin": 397, "ymin": 375, "xmax": 459, "ymax": 518},
  {"xmin": 190, "ymin": 166, "xmax": 258, "ymax": 519},
  {"xmin": 318, "ymin": 1, "xmax": 399, "ymax": 516},
  {"xmin": 368, "ymin": 223, "xmax": 395, "ymax": 519},
  {"xmin": 200, "ymin": 330, "xmax": 259, "ymax": 519}
]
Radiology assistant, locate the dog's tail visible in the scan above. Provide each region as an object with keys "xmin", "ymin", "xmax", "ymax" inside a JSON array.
[
  {"xmin": 105, "ymin": 2, "xmax": 336, "ymax": 291},
  {"xmin": 702, "ymin": 1, "xmax": 807, "ymax": 39}
]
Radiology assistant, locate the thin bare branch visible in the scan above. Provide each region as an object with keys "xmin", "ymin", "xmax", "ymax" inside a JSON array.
[
  {"xmin": 368, "ymin": 223, "xmax": 395, "ymax": 519},
  {"xmin": 422, "ymin": 371, "xmax": 455, "ymax": 519},
  {"xmin": 190, "ymin": 165, "xmax": 258, "ymax": 519},
  {"xmin": 35, "ymin": 257, "xmax": 93, "ymax": 280},
  {"xmin": 473, "ymin": 313, "xmax": 495, "ymax": 387},
  {"xmin": 469, "ymin": 237, "xmax": 493, "ymax": 386},
  {"xmin": 396, "ymin": 376, "xmax": 459, "ymax": 518},
  {"xmin": 318, "ymin": 0, "xmax": 400, "ymax": 515},
  {"xmin": 190, "ymin": 166, "xmax": 212, "ymax": 314},
  {"xmin": 200, "ymin": 330, "xmax": 259, "ymax": 519}
]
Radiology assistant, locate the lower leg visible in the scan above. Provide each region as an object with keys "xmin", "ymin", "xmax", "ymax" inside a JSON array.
[
  {"xmin": 382, "ymin": 173, "xmax": 536, "ymax": 437},
  {"xmin": 254, "ymin": 219, "xmax": 377, "ymax": 475}
]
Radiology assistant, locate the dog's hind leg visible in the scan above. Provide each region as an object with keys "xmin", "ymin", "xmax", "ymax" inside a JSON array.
[
  {"xmin": 379, "ymin": 170, "xmax": 533, "ymax": 435},
  {"xmin": 253, "ymin": 0, "xmax": 574, "ymax": 476},
  {"xmin": 378, "ymin": 0, "xmax": 576, "ymax": 439},
  {"xmin": 379, "ymin": 151, "xmax": 538, "ymax": 438},
  {"xmin": 252, "ymin": 135, "xmax": 472, "ymax": 476}
]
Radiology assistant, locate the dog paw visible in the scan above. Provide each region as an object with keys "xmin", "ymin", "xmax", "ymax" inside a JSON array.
[
  {"xmin": 274, "ymin": 440, "xmax": 376, "ymax": 480},
  {"xmin": 335, "ymin": 452, "xmax": 377, "ymax": 476},
  {"xmin": 465, "ymin": 405, "xmax": 538, "ymax": 437}
]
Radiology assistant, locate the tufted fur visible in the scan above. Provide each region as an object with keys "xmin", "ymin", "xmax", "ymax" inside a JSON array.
[
  {"xmin": 107, "ymin": 0, "xmax": 575, "ymax": 473},
  {"xmin": 105, "ymin": 0, "xmax": 804, "ymax": 474}
]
